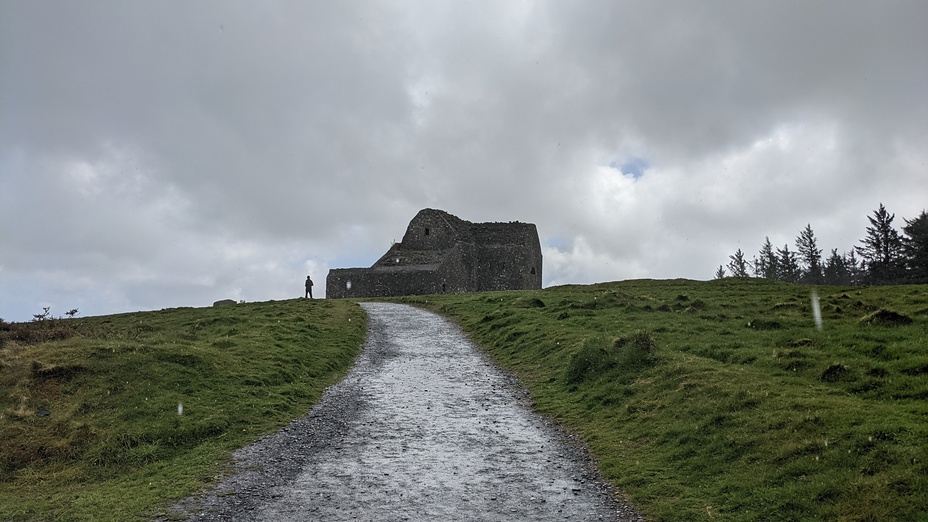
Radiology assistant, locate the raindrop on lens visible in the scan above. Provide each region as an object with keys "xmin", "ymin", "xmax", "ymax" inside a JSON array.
[{"xmin": 811, "ymin": 290, "xmax": 822, "ymax": 331}]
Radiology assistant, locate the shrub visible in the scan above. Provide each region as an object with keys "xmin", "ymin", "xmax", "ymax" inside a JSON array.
[
  {"xmin": 616, "ymin": 330, "xmax": 658, "ymax": 370},
  {"xmin": 2, "ymin": 320, "xmax": 79, "ymax": 345},
  {"xmin": 565, "ymin": 337, "xmax": 616, "ymax": 384},
  {"xmin": 565, "ymin": 330, "xmax": 657, "ymax": 384}
]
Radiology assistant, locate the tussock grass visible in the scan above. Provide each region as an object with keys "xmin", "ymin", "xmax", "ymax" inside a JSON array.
[
  {"xmin": 400, "ymin": 279, "xmax": 928, "ymax": 521},
  {"xmin": 0, "ymin": 299, "xmax": 365, "ymax": 521}
]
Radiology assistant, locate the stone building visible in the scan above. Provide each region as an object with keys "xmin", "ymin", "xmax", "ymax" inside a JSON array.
[{"xmin": 326, "ymin": 209, "xmax": 542, "ymax": 298}]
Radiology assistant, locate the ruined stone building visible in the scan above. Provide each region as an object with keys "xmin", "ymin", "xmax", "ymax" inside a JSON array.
[{"xmin": 326, "ymin": 209, "xmax": 542, "ymax": 298}]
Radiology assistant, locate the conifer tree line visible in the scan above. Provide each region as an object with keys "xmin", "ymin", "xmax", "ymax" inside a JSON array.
[{"xmin": 715, "ymin": 203, "xmax": 928, "ymax": 286}]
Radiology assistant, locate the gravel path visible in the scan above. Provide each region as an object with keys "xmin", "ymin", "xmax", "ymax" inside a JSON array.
[{"xmin": 160, "ymin": 302, "xmax": 641, "ymax": 521}]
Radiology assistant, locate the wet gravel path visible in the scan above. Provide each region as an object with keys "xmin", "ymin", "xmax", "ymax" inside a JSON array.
[{"xmin": 161, "ymin": 302, "xmax": 641, "ymax": 521}]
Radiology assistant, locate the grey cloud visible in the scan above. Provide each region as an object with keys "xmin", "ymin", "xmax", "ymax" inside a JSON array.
[{"xmin": 2, "ymin": 1, "xmax": 926, "ymax": 321}]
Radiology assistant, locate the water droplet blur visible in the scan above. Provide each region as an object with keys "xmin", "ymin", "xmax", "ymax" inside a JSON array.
[{"xmin": 810, "ymin": 290, "xmax": 822, "ymax": 331}]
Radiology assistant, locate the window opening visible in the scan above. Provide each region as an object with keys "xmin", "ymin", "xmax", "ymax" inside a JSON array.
[
  {"xmin": 530, "ymin": 267, "xmax": 536, "ymax": 275},
  {"xmin": 424, "ymin": 228, "xmax": 430, "ymax": 236}
]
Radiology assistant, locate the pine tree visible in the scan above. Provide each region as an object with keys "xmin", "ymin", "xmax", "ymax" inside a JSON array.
[
  {"xmin": 856, "ymin": 203, "xmax": 905, "ymax": 284},
  {"xmin": 727, "ymin": 248, "xmax": 750, "ymax": 278},
  {"xmin": 795, "ymin": 224, "xmax": 823, "ymax": 284},
  {"xmin": 714, "ymin": 265, "xmax": 727, "ymax": 280},
  {"xmin": 901, "ymin": 210, "xmax": 928, "ymax": 283},
  {"xmin": 753, "ymin": 237, "xmax": 779, "ymax": 279},
  {"xmin": 823, "ymin": 248, "xmax": 848, "ymax": 285},
  {"xmin": 776, "ymin": 244, "xmax": 802, "ymax": 283},
  {"xmin": 844, "ymin": 250, "xmax": 863, "ymax": 286}
]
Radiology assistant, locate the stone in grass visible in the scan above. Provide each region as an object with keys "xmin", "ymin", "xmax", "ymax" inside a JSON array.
[
  {"xmin": 213, "ymin": 299, "xmax": 237, "ymax": 307},
  {"xmin": 860, "ymin": 309, "xmax": 913, "ymax": 326}
]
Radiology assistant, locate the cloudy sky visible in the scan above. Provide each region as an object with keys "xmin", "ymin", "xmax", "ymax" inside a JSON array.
[{"xmin": 2, "ymin": 1, "xmax": 926, "ymax": 321}]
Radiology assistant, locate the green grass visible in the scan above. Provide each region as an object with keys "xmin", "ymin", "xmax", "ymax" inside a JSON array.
[
  {"xmin": 4, "ymin": 279, "xmax": 926, "ymax": 521},
  {"xmin": 0, "ymin": 298, "xmax": 365, "ymax": 521},
  {"xmin": 397, "ymin": 278, "xmax": 928, "ymax": 521}
]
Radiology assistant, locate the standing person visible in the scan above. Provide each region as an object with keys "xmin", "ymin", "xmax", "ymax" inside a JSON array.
[{"xmin": 305, "ymin": 275, "xmax": 314, "ymax": 298}]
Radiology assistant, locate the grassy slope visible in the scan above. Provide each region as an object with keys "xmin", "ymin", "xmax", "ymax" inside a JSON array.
[
  {"xmin": 398, "ymin": 279, "xmax": 928, "ymax": 521},
  {"xmin": 0, "ymin": 298, "xmax": 365, "ymax": 521}
]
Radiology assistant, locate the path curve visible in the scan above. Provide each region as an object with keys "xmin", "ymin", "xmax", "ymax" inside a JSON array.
[{"xmin": 162, "ymin": 302, "xmax": 641, "ymax": 521}]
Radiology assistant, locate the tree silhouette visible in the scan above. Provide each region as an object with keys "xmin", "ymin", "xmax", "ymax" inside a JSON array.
[
  {"xmin": 795, "ymin": 224, "xmax": 823, "ymax": 284},
  {"xmin": 824, "ymin": 249, "xmax": 847, "ymax": 285},
  {"xmin": 845, "ymin": 250, "xmax": 863, "ymax": 286},
  {"xmin": 727, "ymin": 248, "xmax": 750, "ymax": 278},
  {"xmin": 856, "ymin": 203, "xmax": 904, "ymax": 284},
  {"xmin": 753, "ymin": 237, "xmax": 778, "ymax": 279},
  {"xmin": 713, "ymin": 204, "xmax": 923, "ymax": 286},
  {"xmin": 901, "ymin": 209, "xmax": 928, "ymax": 283},
  {"xmin": 776, "ymin": 244, "xmax": 801, "ymax": 283}
]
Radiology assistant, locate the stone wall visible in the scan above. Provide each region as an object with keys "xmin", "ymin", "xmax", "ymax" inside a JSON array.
[
  {"xmin": 472, "ymin": 222, "xmax": 542, "ymax": 292},
  {"xmin": 326, "ymin": 266, "xmax": 445, "ymax": 298},
  {"xmin": 393, "ymin": 209, "xmax": 468, "ymax": 253},
  {"xmin": 326, "ymin": 209, "xmax": 542, "ymax": 298}
]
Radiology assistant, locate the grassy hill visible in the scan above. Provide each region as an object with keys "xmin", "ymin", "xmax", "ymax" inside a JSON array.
[
  {"xmin": 0, "ymin": 299, "xmax": 365, "ymax": 521},
  {"xmin": 398, "ymin": 278, "xmax": 928, "ymax": 521},
  {"xmin": 2, "ymin": 279, "xmax": 926, "ymax": 520}
]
